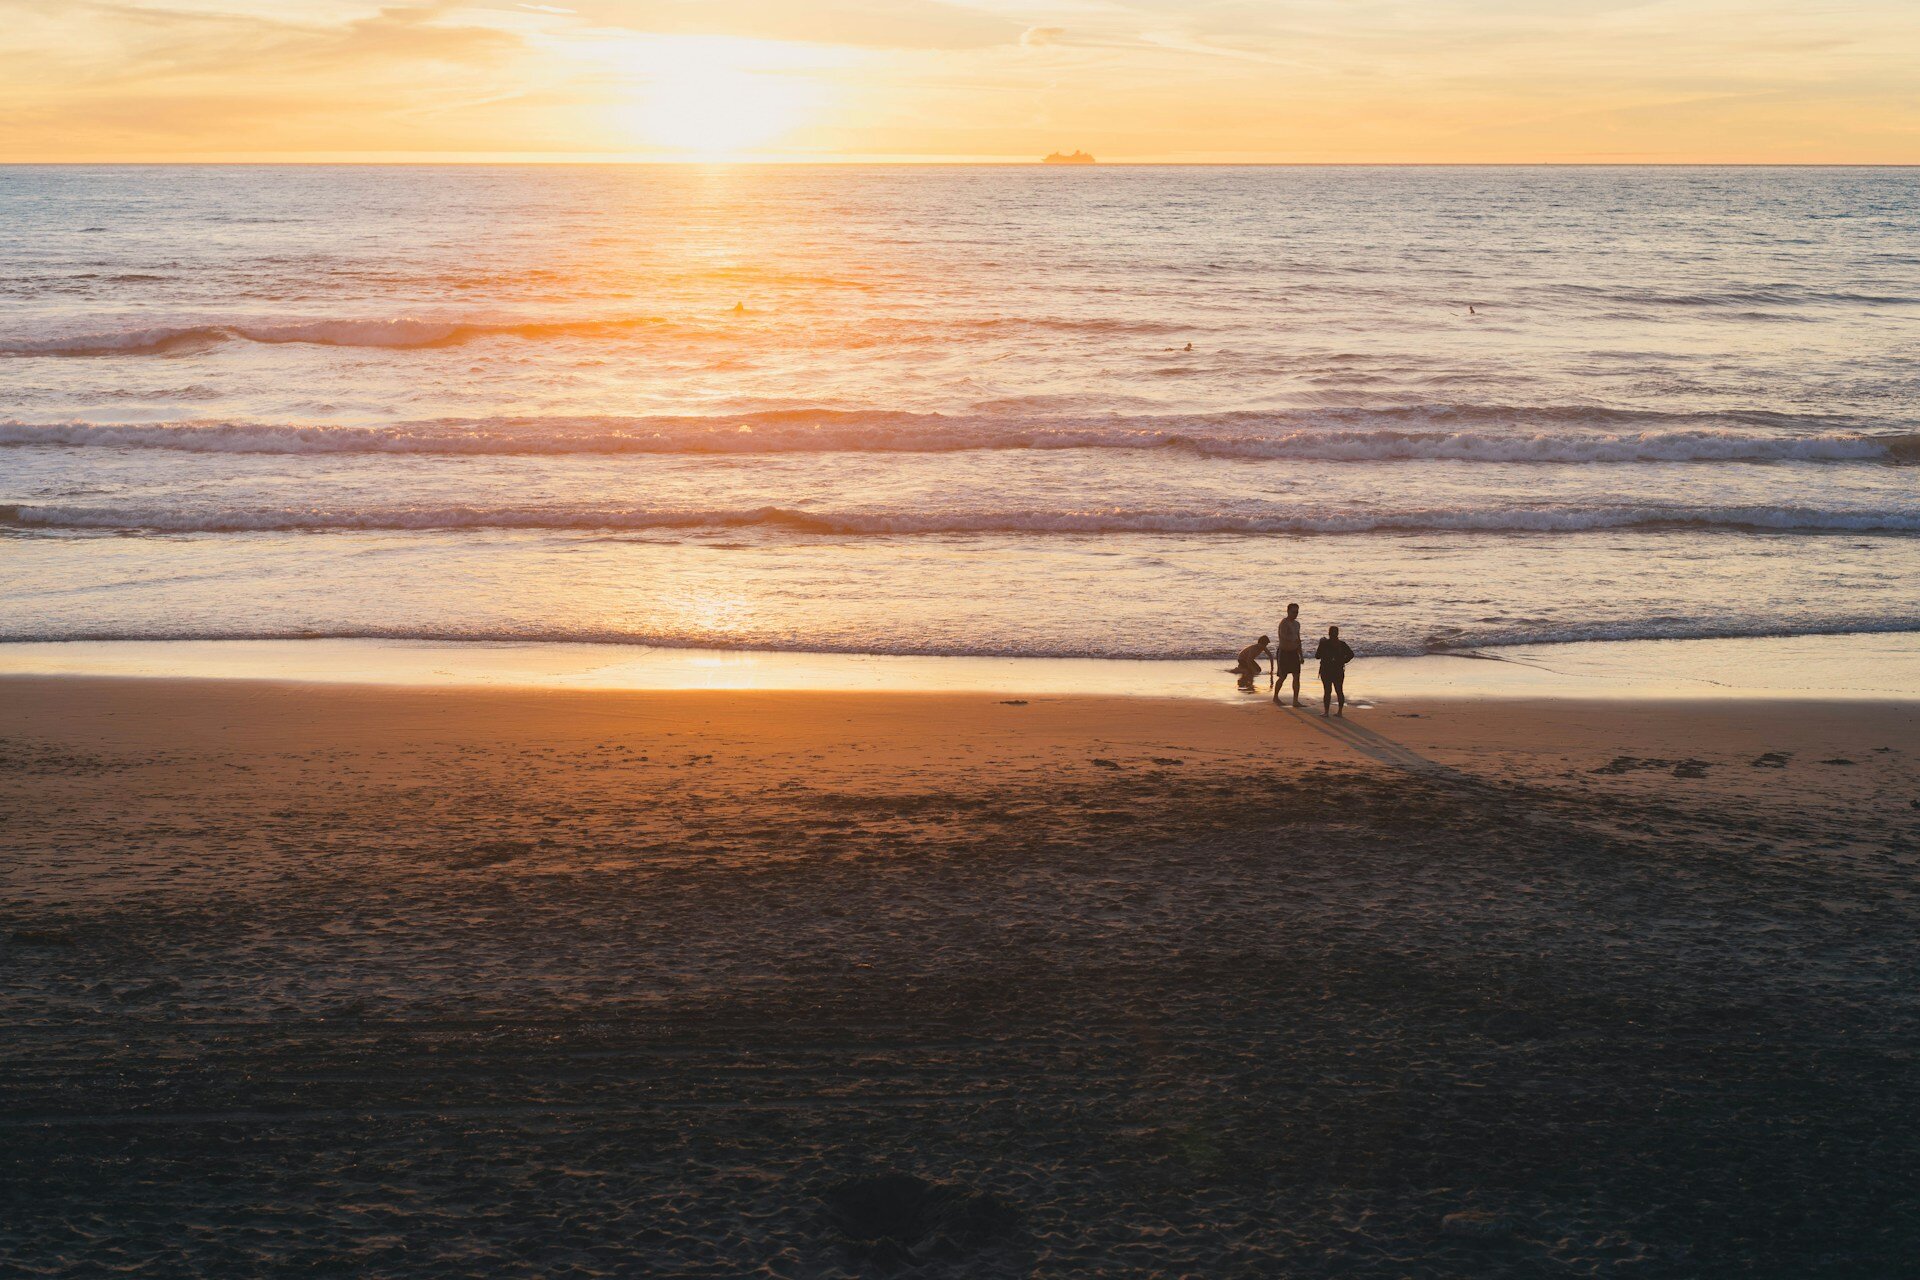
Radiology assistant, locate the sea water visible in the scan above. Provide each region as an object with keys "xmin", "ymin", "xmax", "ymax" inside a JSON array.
[{"xmin": 3, "ymin": 165, "xmax": 1916, "ymax": 659}]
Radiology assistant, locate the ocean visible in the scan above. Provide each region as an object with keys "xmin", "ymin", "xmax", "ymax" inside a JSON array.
[{"xmin": 3, "ymin": 164, "xmax": 1917, "ymax": 660}]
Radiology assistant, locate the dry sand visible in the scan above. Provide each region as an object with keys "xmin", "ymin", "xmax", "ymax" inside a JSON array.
[{"xmin": 3, "ymin": 677, "xmax": 1918, "ymax": 1277}]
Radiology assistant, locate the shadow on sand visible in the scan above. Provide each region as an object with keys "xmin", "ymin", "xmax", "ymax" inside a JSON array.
[{"xmin": 1279, "ymin": 706, "xmax": 1470, "ymax": 782}]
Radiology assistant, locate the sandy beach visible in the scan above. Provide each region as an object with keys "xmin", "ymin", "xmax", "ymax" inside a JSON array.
[
  {"xmin": 4, "ymin": 675, "xmax": 1917, "ymax": 1276},
  {"xmin": 11, "ymin": 22, "xmax": 1920, "ymax": 1279}
]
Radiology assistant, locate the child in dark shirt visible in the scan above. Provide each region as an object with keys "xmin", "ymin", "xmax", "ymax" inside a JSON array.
[{"xmin": 1234, "ymin": 636, "xmax": 1271, "ymax": 690}]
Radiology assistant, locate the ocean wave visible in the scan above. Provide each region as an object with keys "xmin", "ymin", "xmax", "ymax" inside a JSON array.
[
  {"xmin": 2, "ymin": 619, "xmax": 1916, "ymax": 662},
  {"xmin": 7, "ymin": 502, "xmax": 1917, "ymax": 537},
  {"xmin": 2, "ymin": 415, "xmax": 1910, "ymax": 464},
  {"xmin": 0, "ymin": 312, "xmax": 1190, "ymax": 357},
  {"xmin": 1551, "ymin": 283, "xmax": 1920, "ymax": 308},
  {"xmin": 0, "ymin": 316, "xmax": 686, "ymax": 357},
  {"xmin": 1409, "ymin": 616, "xmax": 1920, "ymax": 656}
]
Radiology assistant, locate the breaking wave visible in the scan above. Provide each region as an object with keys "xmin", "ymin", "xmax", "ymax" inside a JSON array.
[
  {"xmin": 1550, "ymin": 282, "xmax": 1920, "ymax": 309},
  {"xmin": 0, "ymin": 313, "xmax": 1190, "ymax": 357},
  {"xmin": 8, "ymin": 502, "xmax": 1917, "ymax": 536},
  {"xmin": 4, "ymin": 618, "xmax": 1916, "ymax": 661},
  {"xmin": 2, "ymin": 414, "xmax": 1911, "ymax": 464},
  {"xmin": 0, "ymin": 316, "xmax": 685, "ymax": 357}
]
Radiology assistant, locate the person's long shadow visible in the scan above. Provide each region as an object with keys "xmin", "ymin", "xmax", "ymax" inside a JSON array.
[{"xmin": 1277, "ymin": 706, "xmax": 1471, "ymax": 783}]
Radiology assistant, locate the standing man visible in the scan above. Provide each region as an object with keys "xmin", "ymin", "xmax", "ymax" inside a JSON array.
[
  {"xmin": 1314, "ymin": 624, "xmax": 1355, "ymax": 717},
  {"xmin": 1272, "ymin": 602, "xmax": 1305, "ymax": 707}
]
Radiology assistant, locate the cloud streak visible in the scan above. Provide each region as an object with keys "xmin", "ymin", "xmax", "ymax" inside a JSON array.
[{"xmin": 1, "ymin": 0, "xmax": 1916, "ymax": 160}]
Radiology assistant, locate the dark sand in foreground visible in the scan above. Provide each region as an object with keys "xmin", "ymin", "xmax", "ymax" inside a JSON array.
[{"xmin": 4, "ymin": 678, "xmax": 1919, "ymax": 1277}]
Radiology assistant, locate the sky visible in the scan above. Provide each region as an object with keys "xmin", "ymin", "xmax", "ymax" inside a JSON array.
[{"xmin": 2, "ymin": 0, "xmax": 1917, "ymax": 163}]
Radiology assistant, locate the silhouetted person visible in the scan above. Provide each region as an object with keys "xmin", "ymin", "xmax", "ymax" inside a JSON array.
[
  {"xmin": 1235, "ymin": 636, "xmax": 1271, "ymax": 691},
  {"xmin": 1272, "ymin": 602, "xmax": 1304, "ymax": 707},
  {"xmin": 1315, "ymin": 625, "xmax": 1354, "ymax": 717}
]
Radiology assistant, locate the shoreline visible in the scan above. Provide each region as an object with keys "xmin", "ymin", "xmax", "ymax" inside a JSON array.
[{"xmin": 2, "ymin": 629, "xmax": 1917, "ymax": 701}]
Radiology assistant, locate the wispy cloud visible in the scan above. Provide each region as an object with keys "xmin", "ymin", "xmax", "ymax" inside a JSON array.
[
  {"xmin": 2, "ymin": 0, "xmax": 1917, "ymax": 160},
  {"xmin": 0, "ymin": 1, "xmax": 537, "ymax": 153}
]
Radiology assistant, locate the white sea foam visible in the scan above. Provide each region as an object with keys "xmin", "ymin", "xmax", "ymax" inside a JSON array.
[
  {"xmin": 0, "ymin": 313, "xmax": 1195, "ymax": 358},
  {"xmin": 5, "ymin": 617, "xmax": 1917, "ymax": 662},
  {"xmin": 0, "ymin": 317, "xmax": 685, "ymax": 357},
  {"xmin": 1, "ymin": 417, "xmax": 1909, "ymax": 464},
  {"xmin": 7, "ymin": 502, "xmax": 1917, "ymax": 536}
]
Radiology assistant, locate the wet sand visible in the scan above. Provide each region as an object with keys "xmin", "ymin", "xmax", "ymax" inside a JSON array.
[
  {"xmin": 4, "ymin": 677, "xmax": 1919, "ymax": 1277},
  {"xmin": 9, "ymin": 630, "xmax": 1920, "ymax": 701}
]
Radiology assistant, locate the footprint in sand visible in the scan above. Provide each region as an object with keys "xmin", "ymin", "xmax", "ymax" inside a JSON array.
[
  {"xmin": 1441, "ymin": 1210, "xmax": 1517, "ymax": 1241},
  {"xmin": 1590, "ymin": 756, "xmax": 1668, "ymax": 775},
  {"xmin": 454, "ymin": 840, "xmax": 531, "ymax": 869},
  {"xmin": 1590, "ymin": 756, "xmax": 1710, "ymax": 779},
  {"xmin": 10, "ymin": 928, "xmax": 78, "ymax": 948}
]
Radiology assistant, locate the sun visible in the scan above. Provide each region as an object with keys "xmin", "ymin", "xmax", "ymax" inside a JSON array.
[
  {"xmin": 622, "ymin": 39, "xmax": 818, "ymax": 159},
  {"xmin": 644, "ymin": 70, "xmax": 802, "ymax": 157}
]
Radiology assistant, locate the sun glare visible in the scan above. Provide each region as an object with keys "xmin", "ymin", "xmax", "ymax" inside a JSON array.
[{"xmin": 621, "ymin": 38, "xmax": 819, "ymax": 159}]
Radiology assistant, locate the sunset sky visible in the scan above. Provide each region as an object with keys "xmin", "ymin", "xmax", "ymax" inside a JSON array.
[{"xmin": 4, "ymin": 1, "xmax": 1918, "ymax": 163}]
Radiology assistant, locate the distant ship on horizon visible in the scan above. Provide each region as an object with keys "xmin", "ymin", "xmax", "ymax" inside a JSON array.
[{"xmin": 1042, "ymin": 150, "xmax": 1095, "ymax": 165}]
